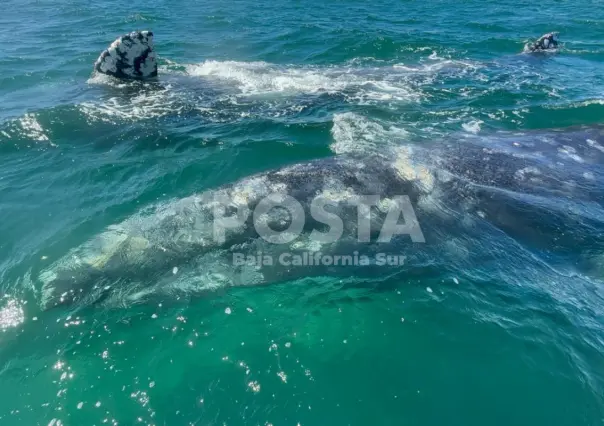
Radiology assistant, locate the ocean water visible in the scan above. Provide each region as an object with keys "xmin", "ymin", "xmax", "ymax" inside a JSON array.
[{"xmin": 1, "ymin": 0, "xmax": 604, "ymax": 424}]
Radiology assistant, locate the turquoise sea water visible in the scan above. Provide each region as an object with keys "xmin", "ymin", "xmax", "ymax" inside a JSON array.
[{"xmin": 2, "ymin": 0, "xmax": 604, "ymax": 425}]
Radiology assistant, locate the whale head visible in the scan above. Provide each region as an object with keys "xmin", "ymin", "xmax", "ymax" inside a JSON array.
[
  {"xmin": 94, "ymin": 30, "xmax": 158, "ymax": 80},
  {"xmin": 524, "ymin": 31, "xmax": 560, "ymax": 53}
]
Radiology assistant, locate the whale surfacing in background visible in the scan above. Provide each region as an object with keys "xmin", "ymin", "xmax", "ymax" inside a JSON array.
[
  {"xmin": 94, "ymin": 30, "xmax": 158, "ymax": 80},
  {"xmin": 524, "ymin": 32, "xmax": 560, "ymax": 53}
]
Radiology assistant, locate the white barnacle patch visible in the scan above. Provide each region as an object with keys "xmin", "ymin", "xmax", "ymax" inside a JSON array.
[
  {"xmin": 377, "ymin": 197, "xmax": 394, "ymax": 212},
  {"xmin": 290, "ymin": 237, "xmax": 323, "ymax": 252},
  {"xmin": 316, "ymin": 178, "xmax": 357, "ymax": 204},
  {"xmin": 94, "ymin": 30, "xmax": 158, "ymax": 80},
  {"xmin": 391, "ymin": 146, "xmax": 434, "ymax": 192},
  {"xmin": 524, "ymin": 32, "xmax": 559, "ymax": 53},
  {"xmin": 269, "ymin": 182, "xmax": 288, "ymax": 193},
  {"xmin": 275, "ymin": 163, "xmax": 305, "ymax": 176},
  {"xmin": 586, "ymin": 139, "xmax": 604, "ymax": 153},
  {"xmin": 205, "ymin": 188, "xmax": 231, "ymax": 210},
  {"xmin": 514, "ymin": 166, "xmax": 542, "ymax": 181},
  {"xmin": 558, "ymin": 145, "xmax": 584, "ymax": 163},
  {"xmin": 230, "ymin": 176, "xmax": 269, "ymax": 206}
]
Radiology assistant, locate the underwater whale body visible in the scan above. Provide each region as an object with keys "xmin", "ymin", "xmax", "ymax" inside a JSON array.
[{"xmin": 37, "ymin": 125, "xmax": 604, "ymax": 309}]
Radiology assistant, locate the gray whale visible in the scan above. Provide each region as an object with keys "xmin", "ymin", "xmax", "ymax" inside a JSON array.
[
  {"xmin": 524, "ymin": 32, "xmax": 560, "ymax": 53},
  {"xmin": 37, "ymin": 125, "xmax": 604, "ymax": 309},
  {"xmin": 94, "ymin": 30, "xmax": 158, "ymax": 80},
  {"xmin": 91, "ymin": 30, "xmax": 560, "ymax": 83}
]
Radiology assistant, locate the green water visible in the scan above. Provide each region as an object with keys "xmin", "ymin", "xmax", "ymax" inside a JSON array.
[{"xmin": 1, "ymin": 0, "xmax": 604, "ymax": 424}]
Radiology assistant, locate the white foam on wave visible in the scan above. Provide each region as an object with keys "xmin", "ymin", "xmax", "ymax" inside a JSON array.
[
  {"xmin": 394, "ymin": 57, "xmax": 480, "ymax": 74},
  {"xmin": 0, "ymin": 297, "xmax": 25, "ymax": 331},
  {"xmin": 77, "ymin": 56, "xmax": 483, "ymax": 124},
  {"xmin": 462, "ymin": 120, "xmax": 483, "ymax": 134},
  {"xmin": 330, "ymin": 112, "xmax": 409, "ymax": 154},
  {"xmin": 185, "ymin": 60, "xmax": 423, "ymax": 103},
  {"xmin": 87, "ymin": 72, "xmax": 139, "ymax": 89},
  {"xmin": 18, "ymin": 114, "xmax": 50, "ymax": 142},
  {"xmin": 578, "ymin": 99, "xmax": 604, "ymax": 107},
  {"xmin": 79, "ymin": 83, "xmax": 184, "ymax": 123},
  {"xmin": 4, "ymin": 113, "xmax": 56, "ymax": 146},
  {"xmin": 0, "ymin": 113, "xmax": 56, "ymax": 146}
]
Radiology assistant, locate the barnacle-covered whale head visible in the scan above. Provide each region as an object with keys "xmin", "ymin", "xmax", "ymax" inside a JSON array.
[{"xmin": 94, "ymin": 30, "xmax": 158, "ymax": 80}]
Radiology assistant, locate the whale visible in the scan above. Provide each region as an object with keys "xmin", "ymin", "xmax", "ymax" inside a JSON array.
[
  {"xmin": 524, "ymin": 32, "xmax": 560, "ymax": 53},
  {"xmin": 91, "ymin": 30, "xmax": 561, "ymax": 83},
  {"xmin": 94, "ymin": 30, "xmax": 158, "ymax": 80},
  {"xmin": 36, "ymin": 125, "xmax": 604, "ymax": 310}
]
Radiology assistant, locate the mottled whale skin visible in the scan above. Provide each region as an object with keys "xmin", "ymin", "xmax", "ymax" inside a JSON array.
[
  {"xmin": 524, "ymin": 32, "xmax": 560, "ymax": 53},
  {"xmin": 94, "ymin": 30, "xmax": 158, "ymax": 80},
  {"xmin": 38, "ymin": 126, "xmax": 604, "ymax": 309}
]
